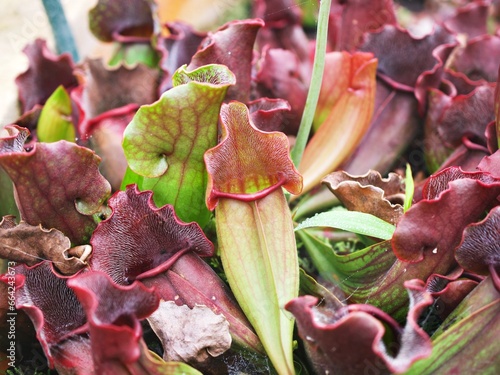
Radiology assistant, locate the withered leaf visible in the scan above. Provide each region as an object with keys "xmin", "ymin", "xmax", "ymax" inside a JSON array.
[
  {"xmin": 323, "ymin": 170, "xmax": 405, "ymax": 225},
  {"xmin": 148, "ymin": 301, "xmax": 231, "ymax": 364},
  {"xmin": 0, "ymin": 216, "xmax": 90, "ymax": 275}
]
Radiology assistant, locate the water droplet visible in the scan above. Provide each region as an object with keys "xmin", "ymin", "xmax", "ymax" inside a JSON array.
[
  {"xmin": 403, "ymin": 268, "xmax": 407, "ymax": 272},
  {"xmin": 228, "ymin": 51, "xmax": 232, "ymax": 55},
  {"xmin": 432, "ymin": 248, "xmax": 438, "ymax": 254},
  {"xmin": 305, "ymin": 335, "xmax": 314, "ymax": 342},
  {"xmin": 211, "ymin": 296, "xmax": 216, "ymax": 301},
  {"xmin": 174, "ymin": 295, "xmax": 180, "ymax": 300}
]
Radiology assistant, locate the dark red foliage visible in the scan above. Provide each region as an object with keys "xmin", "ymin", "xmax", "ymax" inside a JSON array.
[
  {"xmin": 89, "ymin": 185, "xmax": 214, "ymax": 284},
  {"xmin": 286, "ymin": 280, "xmax": 433, "ymax": 374},
  {"xmin": 393, "ymin": 167, "xmax": 500, "ymax": 264},
  {"xmin": 188, "ymin": 19, "xmax": 264, "ymax": 103},
  {"xmin": 0, "ymin": 128, "xmax": 111, "ymax": 244},
  {"xmin": 15, "ymin": 39, "xmax": 78, "ymax": 113},
  {"xmin": 447, "ymin": 35, "xmax": 500, "ymax": 84},
  {"xmin": 247, "ymin": 97, "xmax": 291, "ymax": 132},
  {"xmin": 157, "ymin": 22, "xmax": 207, "ymax": 94},
  {"xmin": 67, "ymin": 271, "xmax": 159, "ymax": 368},
  {"xmin": 456, "ymin": 206, "xmax": 500, "ymax": 279},
  {"xmin": 329, "ymin": 0, "xmax": 397, "ymax": 51},
  {"xmin": 89, "ymin": 0, "xmax": 154, "ymax": 43},
  {"xmin": 424, "ymin": 85, "xmax": 495, "ymax": 170},
  {"xmin": 425, "ymin": 269, "xmax": 479, "ymax": 321},
  {"xmin": 75, "ymin": 58, "xmax": 158, "ymax": 120},
  {"xmin": 359, "ymin": 25, "xmax": 456, "ymax": 93},
  {"xmin": 0, "ymin": 262, "xmax": 88, "ymax": 369},
  {"xmin": 443, "ymin": 1, "xmax": 490, "ymax": 39},
  {"xmin": 253, "ymin": 47, "xmax": 309, "ymax": 134}
]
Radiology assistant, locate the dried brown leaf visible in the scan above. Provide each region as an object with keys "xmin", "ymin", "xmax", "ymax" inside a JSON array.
[
  {"xmin": 148, "ymin": 301, "xmax": 231, "ymax": 364},
  {"xmin": 323, "ymin": 170, "xmax": 405, "ymax": 225},
  {"xmin": 0, "ymin": 216, "xmax": 90, "ymax": 275}
]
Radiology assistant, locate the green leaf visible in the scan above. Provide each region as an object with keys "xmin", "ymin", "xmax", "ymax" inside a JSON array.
[
  {"xmin": 216, "ymin": 190, "xmax": 298, "ymax": 375},
  {"xmin": 205, "ymin": 101, "xmax": 301, "ymax": 374},
  {"xmin": 291, "ymin": 0, "xmax": 331, "ymax": 168},
  {"xmin": 108, "ymin": 43, "xmax": 160, "ymax": 68},
  {"xmin": 296, "ymin": 229, "xmax": 339, "ymax": 284},
  {"xmin": 404, "ymin": 163, "xmax": 414, "ymax": 212},
  {"xmin": 120, "ymin": 166, "xmax": 144, "ymax": 191},
  {"xmin": 295, "ymin": 209, "xmax": 395, "ymax": 240},
  {"xmin": 299, "ymin": 231, "xmax": 397, "ymax": 289},
  {"xmin": 0, "ymin": 168, "xmax": 19, "ymax": 218},
  {"xmin": 299, "ymin": 268, "xmax": 343, "ymax": 308},
  {"xmin": 297, "ymin": 230, "xmax": 424, "ymax": 321},
  {"xmin": 37, "ymin": 85, "xmax": 75, "ymax": 143},
  {"xmin": 122, "ymin": 64, "xmax": 235, "ymax": 226}
]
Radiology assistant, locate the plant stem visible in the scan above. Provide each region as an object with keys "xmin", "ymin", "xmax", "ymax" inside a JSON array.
[
  {"xmin": 41, "ymin": 0, "xmax": 80, "ymax": 61},
  {"xmin": 290, "ymin": 0, "xmax": 331, "ymax": 168}
]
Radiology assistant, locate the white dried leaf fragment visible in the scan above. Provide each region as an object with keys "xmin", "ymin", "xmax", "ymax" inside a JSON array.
[{"xmin": 148, "ymin": 301, "xmax": 232, "ymax": 363}]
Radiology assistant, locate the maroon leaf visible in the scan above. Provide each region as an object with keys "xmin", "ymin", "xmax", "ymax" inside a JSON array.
[
  {"xmin": 253, "ymin": 0, "xmax": 301, "ymax": 28},
  {"xmin": 485, "ymin": 120, "xmax": 498, "ymax": 155},
  {"xmin": 157, "ymin": 22, "xmax": 207, "ymax": 94},
  {"xmin": 424, "ymin": 85, "xmax": 495, "ymax": 171},
  {"xmin": 253, "ymin": 0, "xmax": 310, "ymax": 67},
  {"xmin": 433, "ymin": 140, "xmax": 490, "ymax": 174},
  {"xmin": 359, "ymin": 25, "xmax": 456, "ymax": 92},
  {"xmin": 15, "ymin": 39, "xmax": 78, "ymax": 113},
  {"xmin": 254, "ymin": 47, "xmax": 309, "ymax": 134},
  {"xmin": 422, "ymin": 167, "xmax": 497, "ymax": 200},
  {"xmin": 75, "ymin": 58, "xmax": 158, "ymax": 120},
  {"xmin": 188, "ymin": 19, "xmax": 263, "ymax": 103},
  {"xmin": 443, "ymin": 1, "xmax": 489, "ymax": 39},
  {"xmin": 89, "ymin": 185, "xmax": 214, "ymax": 285},
  {"xmin": 456, "ymin": 206, "xmax": 500, "ymax": 278},
  {"xmin": 247, "ymin": 98, "xmax": 291, "ymax": 132},
  {"xmin": 447, "ymin": 35, "xmax": 500, "ymax": 84},
  {"xmin": 425, "ymin": 271, "xmax": 478, "ymax": 321},
  {"xmin": 67, "ymin": 271, "xmax": 159, "ymax": 368},
  {"xmin": 4, "ymin": 107, "xmax": 42, "ymax": 148},
  {"xmin": 341, "ymin": 81, "xmax": 419, "ymax": 175},
  {"xmin": 478, "ymin": 149, "xmax": 500, "ymax": 177},
  {"xmin": 88, "ymin": 0, "xmax": 154, "ymax": 43},
  {"xmin": 285, "ymin": 279, "xmax": 433, "ymax": 374},
  {"xmin": 393, "ymin": 167, "xmax": 500, "ymax": 264},
  {"xmin": 0, "ymin": 131, "xmax": 111, "ymax": 244},
  {"xmin": 78, "ymin": 105, "xmax": 138, "ymax": 190},
  {"xmin": 415, "ymin": 42, "xmax": 458, "ymax": 114},
  {"xmin": 0, "ymin": 262, "xmax": 88, "ymax": 369},
  {"xmin": 442, "ymin": 68, "xmax": 484, "ymax": 96},
  {"xmin": 328, "ymin": 0, "xmax": 397, "ymax": 51}
]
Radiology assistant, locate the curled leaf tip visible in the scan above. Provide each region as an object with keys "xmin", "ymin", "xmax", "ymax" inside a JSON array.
[
  {"xmin": 172, "ymin": 64, "xmax": 236, "ymax": 87},
  {"xmin": 0, "ymin": 125, "xmax": 30, "ymax": 153},
  {"xmin": 205, "ymin": 101, "xmax": 302, "ymax": 210}
]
